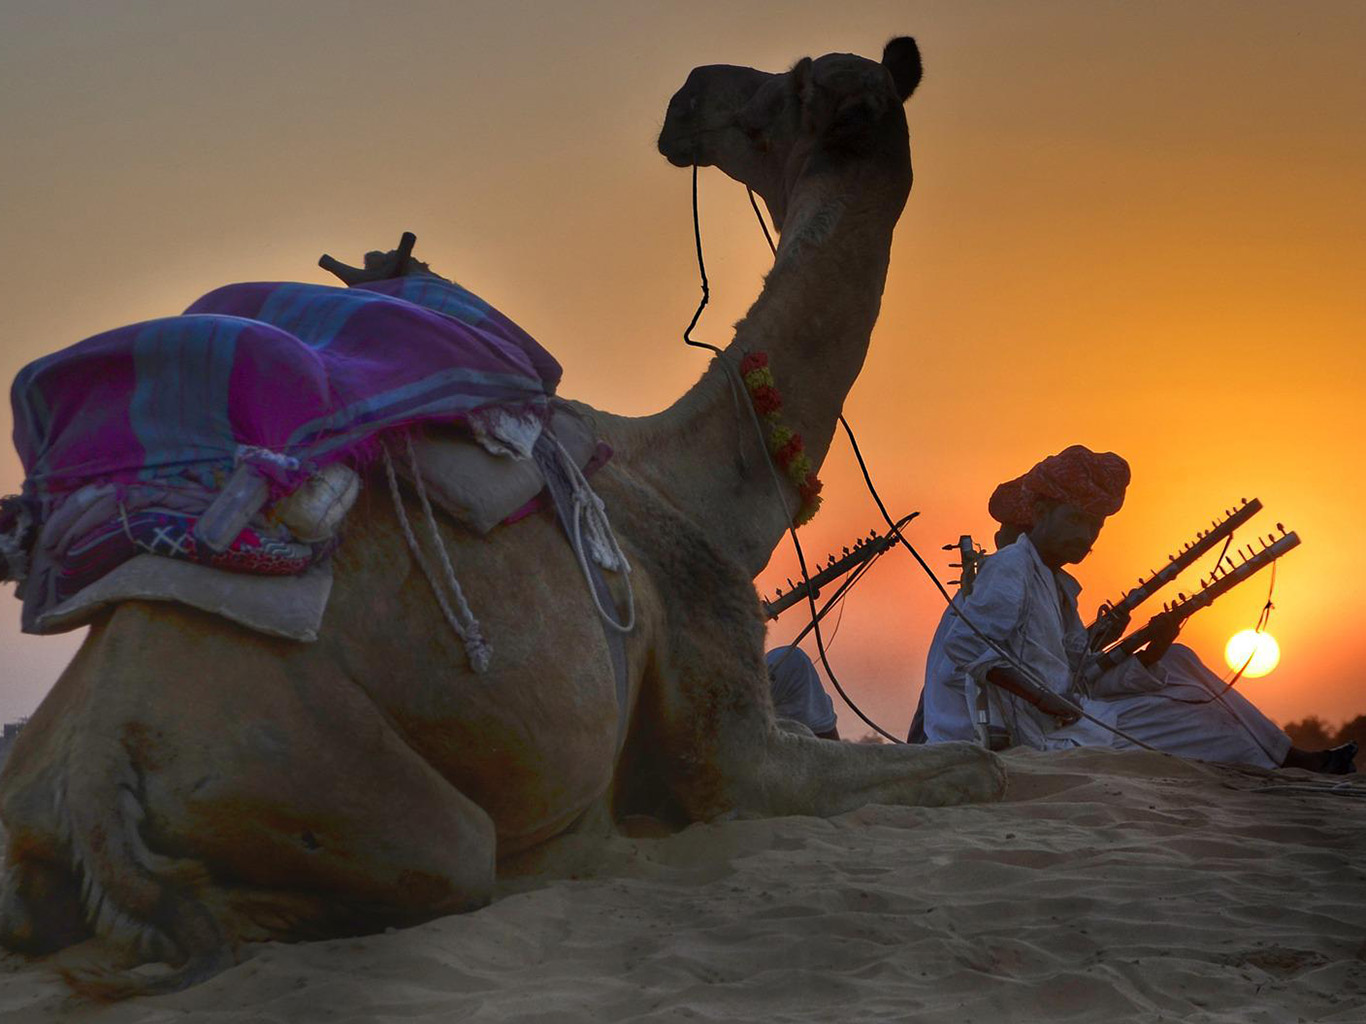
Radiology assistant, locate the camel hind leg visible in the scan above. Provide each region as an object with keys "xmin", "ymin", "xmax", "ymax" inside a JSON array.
[
  {"xmin": 3, "ymin": 704, "xmax": 499, "ymax": 1000},
  {"xmin": 0, "ymin": 602, "xmax": 499, "ymax": 998},
  {"xmin": 0, "ymin": 757, "xmax": 231, "ymax": 998},
  {"xmin": 637, "ymin": 535, "xmax": 1006, "ymax": 819}
]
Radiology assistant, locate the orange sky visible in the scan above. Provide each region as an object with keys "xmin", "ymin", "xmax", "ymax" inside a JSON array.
[{"xmin": 1, "ymin": 2, "xmax": 1363, "ymax": 736}]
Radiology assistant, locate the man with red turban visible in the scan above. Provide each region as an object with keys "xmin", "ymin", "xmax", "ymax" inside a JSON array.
[{"xmin": 916, "ymin": 445, "xmax": 1355, "ymax": 774}]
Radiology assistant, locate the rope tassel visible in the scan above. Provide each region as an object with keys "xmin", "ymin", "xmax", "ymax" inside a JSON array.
[
  {"xmin": 382, "ymin": 434, "xmax": 492, "ymax": 673},
  {"xmin": 548, "ymin": 434, "xmax": 635, "ymax": 634}
]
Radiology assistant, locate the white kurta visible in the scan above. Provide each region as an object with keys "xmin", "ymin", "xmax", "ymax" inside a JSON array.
[{"xmin": 921, "ymin": 534, "xmax": 1291, "ymax": 768}]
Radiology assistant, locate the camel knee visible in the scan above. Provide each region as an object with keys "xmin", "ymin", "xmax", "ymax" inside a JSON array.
[{"xmin": 384, "ymin": 805, "xmax": 497, "ymax": 919}]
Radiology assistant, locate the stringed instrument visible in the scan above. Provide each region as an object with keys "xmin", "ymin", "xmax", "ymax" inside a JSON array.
[
  {"xmin": 1083, "ymin": 524, "xmax": 1299, "ymax": 683},
  {"xmin": 944, "ymin": 534, "xmax": 987, "ymax": 596},
  {"xmin": 761, "ymin": 513, "xmax": 918, "ymax": 620},
  {"xmin": 1088, "ymin": 497, "xmax": 1263, "ymax": 649}
]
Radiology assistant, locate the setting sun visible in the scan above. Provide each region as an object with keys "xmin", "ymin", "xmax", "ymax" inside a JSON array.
[{"xmin": 1224, "ymin": 630, "xmax": 1281, "ymax": 678}]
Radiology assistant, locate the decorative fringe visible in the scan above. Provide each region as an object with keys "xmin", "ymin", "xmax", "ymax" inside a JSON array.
[{"xmin": 739, "ymin": 351, "xmax": 823, "ymax": 525}]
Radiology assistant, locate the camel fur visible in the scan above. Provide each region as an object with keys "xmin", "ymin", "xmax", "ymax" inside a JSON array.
[{"xmin": 0, "ymin": 37, "xmax": 1005, "ymax": 996}]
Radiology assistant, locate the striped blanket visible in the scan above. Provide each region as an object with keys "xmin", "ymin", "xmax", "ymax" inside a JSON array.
[
  {"xmin": 9, "ymin": 275, "xmax": 564, "ymax": 630},
  {"xmin": 13, "ymin": 276, "xmax": 561, "ymax": 502}
]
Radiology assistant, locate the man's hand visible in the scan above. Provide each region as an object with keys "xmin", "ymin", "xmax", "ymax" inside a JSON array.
[
  {"xmin": 1088, "ymin": 603, "xmax": 1131, "ymax": 650},
  {"xmin": 1137, "ymin": 610, "xmax": 1182, "ymax": 666},
  {"xmin": 1034, "ymin": 689, "xmax": 1082, "ymax": 726}
]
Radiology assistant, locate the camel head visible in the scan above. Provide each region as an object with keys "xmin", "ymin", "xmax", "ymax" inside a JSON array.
[{"xmin": 658, "ymin": 37, "xmax": 922, "ymax": 231}]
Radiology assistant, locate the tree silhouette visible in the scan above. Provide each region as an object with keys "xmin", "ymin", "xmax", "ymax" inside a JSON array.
[
  {"xmin": 1283, "ymin": 714, "xmax": 1364, "ymax": 752},
  {"xmin": 1332, "ymin": 714, "xmax": 1366, "ymax": 750}
]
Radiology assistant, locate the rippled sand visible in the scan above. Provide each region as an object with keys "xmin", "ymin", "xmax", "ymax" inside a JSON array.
[{"xmin": 3, "ymin": 746, "xmax": 1364, "ymax": 1022}]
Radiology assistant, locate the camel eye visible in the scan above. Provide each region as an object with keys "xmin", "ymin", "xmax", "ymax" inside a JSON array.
[{"xmin": 735, "ymin": 111, "xmax": 766, "ymax": 141}]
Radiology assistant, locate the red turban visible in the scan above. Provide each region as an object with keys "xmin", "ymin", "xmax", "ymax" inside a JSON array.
[{"xmin": 988, "ymin": 445, "xmax": 1130, "ymax": 528}]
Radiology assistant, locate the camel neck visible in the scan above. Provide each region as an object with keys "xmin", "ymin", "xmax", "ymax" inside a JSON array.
[{"xmin": 607, "ymin": 157, "xmax": 908, "ymax": 578}]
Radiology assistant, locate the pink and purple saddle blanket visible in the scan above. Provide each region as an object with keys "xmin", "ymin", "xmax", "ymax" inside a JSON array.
[{"xmin": 7, "ymin": 276, "xmax": 564, "ymax": 631}]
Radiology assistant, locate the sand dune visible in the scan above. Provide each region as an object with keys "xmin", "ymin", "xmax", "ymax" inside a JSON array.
[{"xmin": 3, "ymin": 747, "xmax": 1364, "ymax": 1022}]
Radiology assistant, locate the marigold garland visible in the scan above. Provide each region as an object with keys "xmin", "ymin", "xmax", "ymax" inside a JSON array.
[{"xmin": 738, "ymin": 350, "xmax": 823, "ymax": 525}]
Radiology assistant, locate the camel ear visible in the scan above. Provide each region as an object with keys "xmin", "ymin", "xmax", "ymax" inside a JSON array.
[{"xmin": 882, "ymin": 36, "xmax": 922, "ymax": 101}]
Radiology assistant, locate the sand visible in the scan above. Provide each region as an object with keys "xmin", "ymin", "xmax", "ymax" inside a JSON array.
[{"xmin": 2, "ymin": 746, "xmax": 1364, "ymax": 1023}]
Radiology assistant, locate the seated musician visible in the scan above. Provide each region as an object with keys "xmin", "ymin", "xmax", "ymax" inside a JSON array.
[
  {"xmin": 918, "ymin": 445, "xmax": 1356, "ymax": 775},
  {"xmin": 766, "ymin": 646, "xmax": 840, "ymax": 740}
]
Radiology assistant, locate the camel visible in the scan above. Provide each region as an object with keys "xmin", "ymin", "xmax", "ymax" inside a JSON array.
[{"xmin": 0, "ymin": 36, "xmax": 1004, "ymax": 995}]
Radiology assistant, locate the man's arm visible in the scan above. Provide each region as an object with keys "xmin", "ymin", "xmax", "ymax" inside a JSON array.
[{"xmin": 984, "ymin": 665, "xmax": 1081, "ymax": 726}]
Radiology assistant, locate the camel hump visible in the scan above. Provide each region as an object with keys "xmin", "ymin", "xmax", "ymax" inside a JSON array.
[{"xmin": 882, "ymin": 36, "xmax": 922, "ymax": 101}]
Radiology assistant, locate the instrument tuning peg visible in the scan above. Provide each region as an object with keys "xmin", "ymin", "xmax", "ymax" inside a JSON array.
[
  {"xmin": 948, "ymin": 579, "xmax": 961, "ymax": 587},
  {"xmin": 942, "ymin": 543, "xmax": 955, "ymax": 551},
  {"xmin": 786, "ymin": 577, "xmax": 795, "ymax": 589},
  {"xmin": 1241, "ymin": 497, "xmax": 1248, "ymax": 505},
  {"xmin": 775, "ymin": 588, "xmax": 783, "ymax": 597},
  {"xmin": 842, "ymin": 547, "xmax": 850, "ymax": 556},
  {"xmin": 1277, "ymin": 523, "xmax": 1285, "ymax": 533},
  {"xmin": 1201, "ymin": 579, "xmax": 1208, "ymax": 589},
  {"xmin": 1178, "ymin": 592, "xmax": 1186, "ymax": 601}
]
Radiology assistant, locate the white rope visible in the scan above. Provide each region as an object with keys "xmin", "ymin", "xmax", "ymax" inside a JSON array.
[
  {"xmin": 235, "ymin": 444, "xmax": 300, "ymax": 474},
  {"xmin": 382, "ymin": 438, "xmax": 491, "ymax": 673},
  {"xmin": 550, "ymin": 435, "xmax": 635, "ymax": 634}
]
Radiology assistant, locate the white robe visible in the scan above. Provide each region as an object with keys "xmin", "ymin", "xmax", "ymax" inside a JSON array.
[{"xmin": 921, "ymin": 534, "xmax": 1290, "ymax": 768}]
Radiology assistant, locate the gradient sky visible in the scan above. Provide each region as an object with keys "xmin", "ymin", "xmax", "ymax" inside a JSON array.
[{"xmin": 2, "ymin": 1, "xmax": 1363, "ymax": 737}]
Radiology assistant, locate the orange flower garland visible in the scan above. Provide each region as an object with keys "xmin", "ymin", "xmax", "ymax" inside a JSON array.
[{"xmin": 739, "ymin": 351, "xmax": 823, "ymax": 525}]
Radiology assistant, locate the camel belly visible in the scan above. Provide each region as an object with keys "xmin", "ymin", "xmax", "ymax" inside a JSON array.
[{"xmin": 313, "ymin": 505, "xmax": 638, "ymax": 849}]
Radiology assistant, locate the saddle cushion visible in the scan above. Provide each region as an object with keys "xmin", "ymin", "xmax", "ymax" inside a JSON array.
[
  {"xmin": 30, "ymin": 554, "xmax": 332, "ymax": 641},
  {"xmin": 404, "ymin": 404, "xmax": 602, "ymax": 534},
  {"xmin": 8, "ymin": 272, "xmax": 591, "ymax": 641}
]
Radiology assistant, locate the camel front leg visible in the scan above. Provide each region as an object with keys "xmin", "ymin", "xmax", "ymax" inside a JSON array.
[
  {"xmin": 741, "ymin": 724, "xmax": 1006, "ymax": 816},
  {"xmin": 653, "ymin": 624, "xmax": 1006, "ymax": 821}
]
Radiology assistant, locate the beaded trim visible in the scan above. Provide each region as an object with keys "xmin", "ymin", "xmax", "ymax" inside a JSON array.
[{"xmin": 739, "ymin": 351, "xmax": 823, "ymax": 526}]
